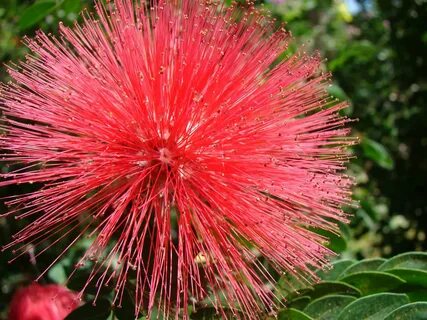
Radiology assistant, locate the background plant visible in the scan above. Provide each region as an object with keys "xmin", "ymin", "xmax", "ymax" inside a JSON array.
[{"xmin": 0, "ymin": 0, "xmax": 426, "ymax": 319}]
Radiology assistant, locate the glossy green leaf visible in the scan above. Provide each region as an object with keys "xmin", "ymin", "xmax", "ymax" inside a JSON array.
[
  {"xmin": 337, "ymin": 293, "xmax": 410, "ymax": 320},
  {"xmin": 286, "ymin": 288, "xmax": 314, "ymax": 301},
  {"xmin": 278, "ymin": 308, "xmax": 313, "ymax": 320},
  {"xmin": 387, "ymin": 269, "xmax": 427, "ymax": 288},
  {"xmin": 379, "ymin": 252, "xmax": 427, "ymax": 271},
  {"xmin": 309, "ymin": 228, "xmax": 347, "ymax": 253},
  {"xmin": 340, "ymin": 271, "xmax": 406, "ymax": 295},
  {"xmin": 309, "ymin": 281, "xmax": 361, "ymax": 299},
  {"xmin": 304, "ymin": 295, "xmax": 356, "ymax": 320},
  {"xmin": 287, "ymin": 296, "xmax": 311, "ymax": 310},
  {"xmin": 361, "ymin": 137, "xmax": 394, "ymax": 170},
  {"xmin": 19, "ymin": 0, "xmax": 57, "ymax": 30},
  {"xmin": 384, "ymin": 302, "xmax": 427, "ymax": 320},
  {"xmin": 339, "ymin": 258, "xmax": 386, "ymax": 278},
  {"xmin": 317, "ymin": 260, "xmax": 356, "ymax": 281},
  {"xmin": 406, "ymin": 290, "xmax": 427, "ymax": 302},
  {"xmin": 65, "ymin": 299, "xmax": 112, "ymax": 320}
]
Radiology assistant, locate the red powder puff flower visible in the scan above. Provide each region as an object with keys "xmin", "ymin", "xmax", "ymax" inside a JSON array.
[
  {"xmin": 0, "ymin": 0, "xmax": 354, "ymax": 318},
  {"xmin": 8, "ymin": 284, "xmax": 78, "ymax": 320}
]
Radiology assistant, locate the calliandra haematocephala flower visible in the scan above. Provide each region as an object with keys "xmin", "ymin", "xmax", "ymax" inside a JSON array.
[
  {"xmin": 8, "ymin": 284, "xmax": 78, "ymax": 320},
  {"xmin": 0, "ymin": 0, "xmax": 355, "ymax": 318}
]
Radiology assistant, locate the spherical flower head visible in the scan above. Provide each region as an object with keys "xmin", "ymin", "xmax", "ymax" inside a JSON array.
[
  {"xmin": 8, "ymin": 284, "xmax": 78, "ymax": 320},
  {"xmin": 0, "ymin": 0, "xmax": 354, "ymax": 318}
]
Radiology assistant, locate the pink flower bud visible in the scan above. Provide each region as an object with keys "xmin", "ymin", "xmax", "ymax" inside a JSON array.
[{"xmin": 8, "ymin": 284, "xmax": 78, "ymax": 320}]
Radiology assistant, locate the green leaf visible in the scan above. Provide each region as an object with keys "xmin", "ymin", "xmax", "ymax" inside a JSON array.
[
  {"xmin": 379, "ymin": 252, "xmax": 427, "ymax": 271},
  {"xmin": 384, "ymin": 302, "xmax": 427, "ymax": 320},
  {"xmin": 147, "ymin": 306, "xmax": 164, "ymax": 320},
  {"xmin": 309, "ymin": 281, "xmax": 361, "ymax": 300},
  {"xmin": 406, "ymin": 290, "xmax": 427, "ymax": 302},
  {"xmin": 191, "ymin": 307, "xmax": 243, "ymax": 319},
  {"xmin": 337, "ymin": 293, "xmax": 410, "ymax": 320},
  {"xmin": 286, "ymin": 288, "xmax": 314, "ymax": 301},
  {"xmin": 387, "ymin": 269, "xmax": 427, "ymax": 288},
  {"xmin": 48, "ymin": 263, "xmax": 67, "ymax": 284},
  {"xmin": 19, "ymin": 0, "xmax": 57, "ymax": 30},
  {"xmin": 65, "ymin": 299, "xmax": 112, "ymax": 320},
  {"xmin": 304, "ymin": 295, "xmax": 356, "ymax": 320},
  {"xmin": 338, "ymin": 222, "xmax": 352, "ymax": 242},
  {"xmin": 278, "ymin": 308, "xmax": 313, "ymax": 320},
  {"xmin": 339, "ymin": 258, "xmax": 386, "ymax": 278},
  {"xmin": 361, "ymin": 137, "xmax": 394, "ymax": 170},
  {"xmin": 61, "ymin": 0, "xmax": 82, "ymax": 13},
  {"xmin": 309, "ymin": 228, "xmax": 347, "ymax": 253},
  {"xmin": 287, "ymin": 296, "xmax": 312, "ymax": 310},
  {"xmin": 340, "ymin": 271, "xmax": 406, "ymax": 295},
  {"xmin": 317, "ymin": 260, "xmax": 356, "ymax": 281},
  {"xmin": 328, "ymin": 84, "xmax": 348, "ymax": 101},
  {"xmin": 276, "ymin": 271, "xmax": 313, "ymax": 298}
]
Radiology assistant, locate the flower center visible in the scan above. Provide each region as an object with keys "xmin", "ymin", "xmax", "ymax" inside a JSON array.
[{"xmin": 158, "ymin": 147, "xmax": 172, "ymax": 164}]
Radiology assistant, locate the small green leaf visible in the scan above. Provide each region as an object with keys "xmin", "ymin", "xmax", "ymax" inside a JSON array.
[
  {"xmin": 328, "ymin": 84, "xmax": 348, "ymax": 101},
  {"xmin": 19, "ymin": 0, "xmax": 57, "ymax": 30},
  {"xmin": 384, "ymin": 302, "xmax": 427, "ymax": 320},
  {"xmin": 339, "ymin": 258, "xmax": 386, "ymax": 278},
  {"xmin": 65, "ymin": 299, "xmax": 112, "ymax": 320},
  {"xmin": 337, "ymin": 293, "xmax": 410, "ymax": 320},
  {"xmin": 278, "ymin": 308, "xmax": 313, "ymax": 320},
  {"xmin": 309, "ymin": 281, "xmax": 361, "ymax": 300},
  {"xmin": 379, "ymin": 252, "xmax": 427, "ymax": 271},
  {"xmin": 287, "ymin": 296, "xmax": 311, "ymax": 310},
  {"xmin": 48, "ymin": 263, "xmax": 67, "ymax": 284},
  {"xmin": 309, "ymin": 228, "xmax": 347, "ymax": 253},
  {"xmin": 304, "ymin": 295, "xmax": 356, "ymax": 320},
  {"xmin": 387, "ymin": 269, "xmax": 427, "ymax": 288},
  {"xmin": 340, "ymin": 271, "xmax": 406, "ymax": 295},
  {"xmin": 361, "ymin": 137, "xmax": 394, "ymax": 170},
  {"xmin": 317, "ymin": 260, "xmax": 356, "ymax": 281}
]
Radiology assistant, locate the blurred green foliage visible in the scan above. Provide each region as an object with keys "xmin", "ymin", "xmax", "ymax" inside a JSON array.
[
  {"xmin": 264, "ymin": 0, "xmax": 427, "ymax": 258},
  {"xmin": 0, "ymin": 0, "xmax": 426, "ymax": 318},
  {"xmin": 0, "ymin": 0, "xmax": 92, "ymax": 80}
]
